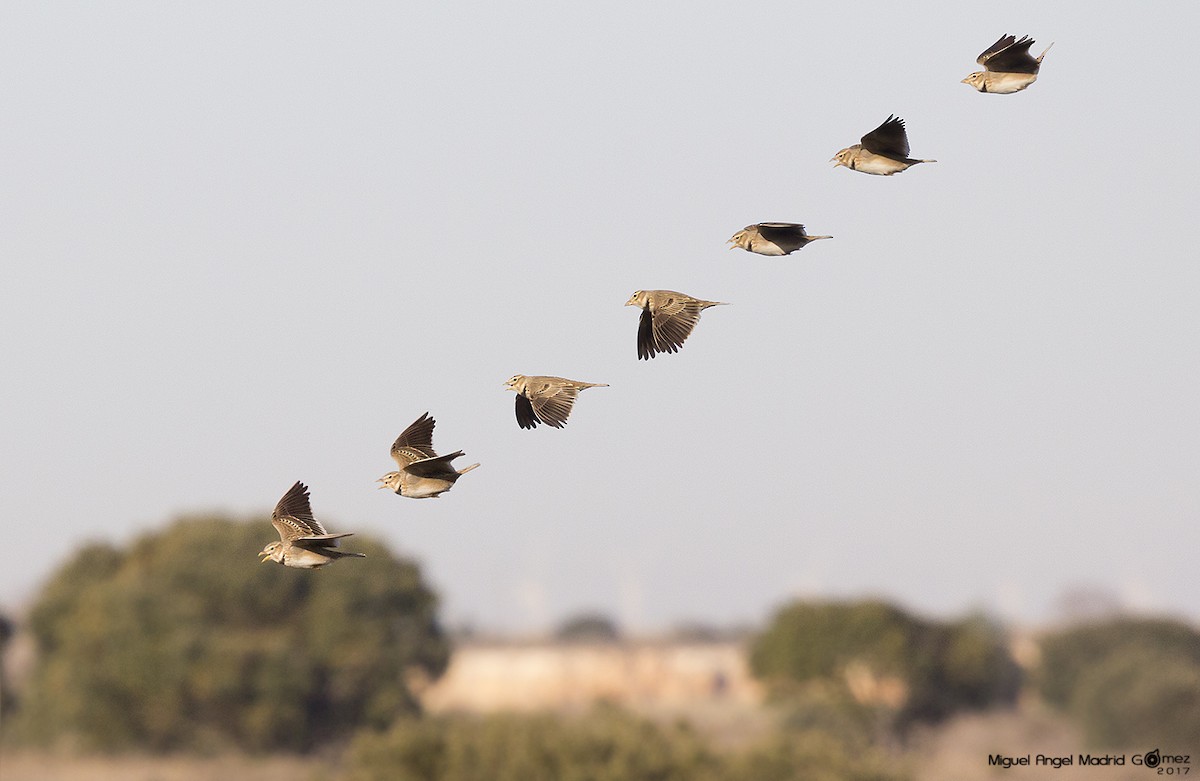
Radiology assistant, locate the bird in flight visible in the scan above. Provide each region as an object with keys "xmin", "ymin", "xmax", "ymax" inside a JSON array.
[
  {"xmin": 505, "ymin": 375, "xmax": 608, "ymax": 429},
  {"xmin": 727, "ymin": 223, "xmax": 832, "ymax": 256},
  {"xmin": 832, "ymin": 115, "xmax": 936, "ymax": 176},
  {"xmin": 962, "ymin": 34, "xmax": 1053, "ymax": 94},
  {"xmin": 377, "ymin": 412, "xmax": 479, "ymax": 499},
  {"xmin": 625, "ymin": 289, "xmax": 727, "ymax": 360},
  {"xmin": 259, "ymin": 481, "xmax": 365, "ymax": 568}
]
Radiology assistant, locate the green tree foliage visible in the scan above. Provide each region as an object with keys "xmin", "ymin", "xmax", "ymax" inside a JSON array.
[
  {"xmin": 14, "ymin": 516, "xmax": 449, "ymax": 753},
  {"xmin": 749, "ymin": 599, "xmax": 1020, "ymax": 730},
  {"xmin": 344, "ymin": 706, "xmax": 907, "ymax": 781},
  {"xmin": 1036, "ymin": 617, "xmax": 1200, "ymax": 708},
  {"xmin": 1037, "ymin": 617, "xmax": 1200, "ymax": 749}
]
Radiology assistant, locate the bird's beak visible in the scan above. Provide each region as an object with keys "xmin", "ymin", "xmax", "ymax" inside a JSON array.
[
  {"xmin": 960, "ymin": 77, "xmax": 969, "ymax": 84},
  {"xmin": 376, "ymin": 482, "xmax": 387, "ymax": 490},
  {"xmin": 829, "ymin": 156, "xmax": 839, "ymax": 165}
]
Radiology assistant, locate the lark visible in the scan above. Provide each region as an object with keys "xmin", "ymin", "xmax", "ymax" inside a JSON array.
[
  {"xmin": 962, "ymin": 35, "xmax": 1053, "ymax": 94},
  {"xmin": 259, "ymin": 481, "xmax": 365, "ymax": 569},
  {"xmin": 505, "ymin": 375, "xmax": 607, "ymax": 429},
  {"xmin": 377, "ymin": 412, "xmax": 479, "ymax": 499},
  {"xmin": 624, "ymin": 290, "xmax": 727, "ymax": 360},
  {"xmin": 727, "ymin": 223, "xmax": 832, "ymax": 256},
  {"xmin": 832, "ymin": 115, "xmax": 936, "ymax": 176}
]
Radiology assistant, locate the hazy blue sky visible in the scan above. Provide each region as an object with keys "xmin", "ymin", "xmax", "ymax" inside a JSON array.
[{"xmin": 3, "ymin": 1, "xmax": 1198, "ymax": 632}]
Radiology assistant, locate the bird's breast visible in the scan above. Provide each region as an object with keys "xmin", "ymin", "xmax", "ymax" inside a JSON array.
[
  {"xmin": 851, "ymin": 152, "xmax": 912, "ymax": 175},
  {"xmin": 985, "ymin": 72, "xmax": 1038, "ymax": 93}
]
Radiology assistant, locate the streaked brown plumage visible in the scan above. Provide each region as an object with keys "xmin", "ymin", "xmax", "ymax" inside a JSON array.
[
  {"xmin": 505, "ymin": 374, "xmax": 607, "ymax": 429},
  {"xmin": 727, "ymin": 223, "xmax": 832, "ymax": 256},
  {"xmin": 258, "ymin": 481, "xmax": 364, "ymax": 568},
  {"xmin": 377, "ymin": 412, "xmax": 479, "ymax": 499},
  {"xmin": 831, "ymin": 115, "xmax": 936, "ymax": 176},
  {"xmin": 624, "ymin": 289, "xmax": 727, "ymax": 360}
]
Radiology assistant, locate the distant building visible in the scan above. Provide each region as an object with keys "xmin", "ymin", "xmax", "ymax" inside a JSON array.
[{"xmin": 421, "ymin": 639, "xmax": 762, "ymax": 714}]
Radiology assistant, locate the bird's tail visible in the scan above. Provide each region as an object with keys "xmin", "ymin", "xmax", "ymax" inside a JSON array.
[
  {"xmin": 807, "ymin": 235, "xmax": 833, "ymax": 241},
  {"xmin": 1037, "ymin": 42, "xmax": 1054, "ymax": 63},
  {"xmin": 458, "ymin": 462, "xmax": 481, "ymax": 475}
]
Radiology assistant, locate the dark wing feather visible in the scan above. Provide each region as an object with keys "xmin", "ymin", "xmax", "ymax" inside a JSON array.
[
  {"xmin": 405, "ymin": 451, "xmax": 465, "ymax": 477},
  {"xmin": 515, "ymin": 393, "xmax": 540, "ymax": 429},
  {"xmin": 391, "ymin": 413, "xmax": 438, "ymax": 466},
  {"xmin": 983, "ymin": 35, "xmax": 1039, "ymax": 73},
  {"xmin": 755, "ymin": 223, "xmax": 806, "ymax": 243},
  {"xmin": 292, "ymin": 532, "xmax": 355, "ymax": 554},
  {"xmin": 637, "ymin": 306, "xmax": 657, "ymax": 360},
  {"xmin": 976, "ymin": 34, "xmax": 1016, "ymax": 66},
  {"xmin": 271, "ymin": 481, "xmax": 327, "ymax": 540},
  {"xmin": 860, "ymin": 115, "xmax": 910, "ymax": 159}
]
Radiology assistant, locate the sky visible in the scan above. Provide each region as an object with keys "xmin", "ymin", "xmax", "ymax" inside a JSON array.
[{"xmin": 3, "ymin": 1, "xmax": 1198, "ymax": 634}]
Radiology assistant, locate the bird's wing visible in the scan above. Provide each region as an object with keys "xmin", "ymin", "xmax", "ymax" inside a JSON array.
[
  {"xmin": 755, "ymin": 223, "xmax": 805, "ymax": 243},
  {"xmin": 271, "ymin": 481, "xmax": 327, "ymax": 540},
  {"xmin": 983, "ymin": 35, "xmax": 1039, "ymax": 73},
  {"xmin": 976, "ymin": 34, "xmax": 1016, "ymax": 66},
  {"xmin": 292, "ymin": 532, "xmax": 354, "ymax": 552},
  {"xmin": 405, "ymin": 451, "xmax": 465, "ymax": 477},
  {"xmin": 649, "ymin": 294, "xmax": 705, "ymax": 355},
  {"xmin": 515, "ymin": 393, "xmax": 540, "ymax": 429},
  {"xmin": 637, "ymin": 306, "xmax": 658, "ymax": 360},
  {"xmin": 391, "ymin": 413, "xmax": 438, "ymax": 466},
  {"xmin": 294, "ymin": 531, "xmax": 355, "ymax": 543},
  {"xmin": 528, "ymin": 383, "xmax": 579, "ymax": 429},
  {"xmin": 860, "ymin": 115, "xmax": 910, "ymax": 159}
]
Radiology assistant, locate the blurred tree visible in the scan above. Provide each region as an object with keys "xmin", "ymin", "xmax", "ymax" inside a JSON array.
[
  {"xmin": 902, "ymin": 614, "xmax": 1022, "ymax": 726},
  {"xmin": 13, "ymin": 516, "xmax": 449, "ymax": 753},
  {"xmin": 1037, "ymin": 617, "xmax": 1200, "ymax": 749},
  {"xmin": 0, "ymin": 610, "xmax": 14, "ymax": 724},
  {"xmin": 1073, "ymin": 646, "xmax": 1200, "ymax": 749},
  {"xmin": 344, "ymin": 705, "xmax": 908, "ymax": 781},
  {"xmin": 750, "ymin": 600, "xmax": 923, "ymax": 684},
  {"xmin": 555, "ymin": 612, "xmax": 621, "ymax": 643},
  {"xmin": 1037, "ymin": 617, "xmax": 1200, "ymax": 709},
  {"xmin": 749, "ymin": 600, "xmax": 1019, "ymax": 732}
]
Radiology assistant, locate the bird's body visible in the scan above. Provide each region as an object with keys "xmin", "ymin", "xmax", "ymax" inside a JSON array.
[
  {"xmin": 259, "ymin": 481, "xmax": 364, "ymax": 569},
  {"xmin": 727, "ymin": 223, "xmax": 832, "ymax": 256},
  {"xmin": 377, "ymin": 412, "xmax": 479, "ymax": 499},
  {"xmin": 505, "ymin": 374, "xmax": 607, "ymax": 429},
  {"xmin": 624, "ymin": 289, "xmax": 727, "ymax": 360},
  {"xmin": 962, "ymin": 34, "xmax": 1052, "ymax": 94},
  {"xmin": 832, "ymin": 115, "xmax": 935, "ymax": 176}
]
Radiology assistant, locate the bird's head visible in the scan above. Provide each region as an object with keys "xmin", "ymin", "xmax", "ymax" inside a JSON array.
[
  {"xmin": 830, "ymin": 147, "xmax": 856, "ymax": 168},
  {"xmin": 258, "ymin": 541, "xmax": 282, "ymax": 563},
  {"xmin": 504, "ymin": 375, "xmax": 526, "ymax": 392},
  {"xmin": 625, "ymin": 291, "xmax": 647, "ymax": 307},
  {"xmin": 377, "ymin": 472, "xmax": 402, "ymax": 492},
  {"xmin": 726, "ymin": 229, "xmax": 752, "ymax": 251},
  {"xmin": 961, "ymin": 71, "xmax": 987, "ymax": 90}
]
